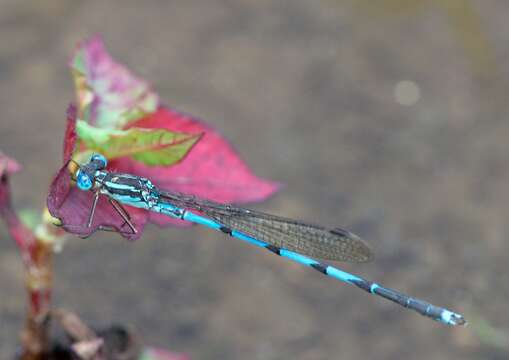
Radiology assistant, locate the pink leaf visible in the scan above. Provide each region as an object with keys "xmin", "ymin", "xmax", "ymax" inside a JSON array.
[
  {"xmin": 111, "ymin": 106, "xmax": 282, "ymax": 226},
  {"xmin": 0, "ymin": 151, "xmax": 21, "ymax": 212},
  {"xmin": 71, "ymin": 36, "xmax": 159, "ymax": 129},
  {"xmin": 0, "ymin": 151, "xmax": 21, "ymax": 178},
  {"xmin": 49, "ymin": 37, "xmax": 281, "ymax": 240}
]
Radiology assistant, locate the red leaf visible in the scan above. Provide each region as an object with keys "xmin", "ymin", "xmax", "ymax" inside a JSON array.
[
  {"xmin": 49, "ymin": 37, "xmax": 280, "ymax": 239},
  {"xmin": 112, "ymin": 106, "xmax": 282, "ymax": 226},
  {"xmin": 0, "ymin": 151, "xmax": 21, "ymax": 212},
  {"xmin": 47, "ymin": 108, "xmax": 149, "ymax": 240},
  {"xmin": 0, "ymin": 151, "xmax": 21, "ymax": 178},
  {"xmin": 48, "ymin": 105, "xmax": 281, "ymax": 238},
  {"xmin": 63, "ymin": 104, "xmax": 78, "ymax": 162},
  {"xmin": 47, "ymin": 163, "xmax": 148, "ymax": 240}
]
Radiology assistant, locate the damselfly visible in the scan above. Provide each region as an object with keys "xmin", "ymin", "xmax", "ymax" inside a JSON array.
[{"xmin": 69, "ymin": 154, "xmax": 466, "ymax": 326}]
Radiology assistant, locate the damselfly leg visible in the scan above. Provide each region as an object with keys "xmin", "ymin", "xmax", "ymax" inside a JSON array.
[
  {"xmin": 84, "ymin": 191, "xmax": 137, "ymax": 235},
  {"xmin": 108, "ymin": 198, "xmax": 137, "ymax": 234},
  {"xmin": 87, "ymin": 191, "xmax": 100, "ymax": 228},
  {"xmin": 61, "ymin": 224, "xmax": 134, "ymax": 239}
]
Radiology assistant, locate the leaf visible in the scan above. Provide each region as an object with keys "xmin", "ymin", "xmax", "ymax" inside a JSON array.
[
  {"xmin": 76, "ymin": 120, "xmax": 202, "ymax": 166},
  {"xmin": 0, "ymin": 151, "xmax": 21, "ymax": 177},
  {"xmin": 50, "ymin": 37, "xmax": 280, "ymax": 240},
  {"xmin": 110, "ymin": 106, "xmax": 282, "ymax": 226},
  {"xmin": 47, "ymin": 162, "xmax": 149, "ymax": 241},
  {"xmin": 63, "ymin": 104, "xmax": 78, "ymax": 162},
  {"xmin": 70, "ymin": 36, "xmax": 159, "ymax": 129},
  {"xmin": 0, "ymin": 151, "xmax": 21, "ymax": 213}
]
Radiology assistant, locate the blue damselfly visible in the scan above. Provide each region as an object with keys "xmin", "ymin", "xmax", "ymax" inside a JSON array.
[{"xmin": 69, "ymin": 154, "xmax": 466, "ymax": 326}]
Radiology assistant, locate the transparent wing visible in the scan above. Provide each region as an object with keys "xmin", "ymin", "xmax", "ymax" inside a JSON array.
[{"xmin": 159, "ymin": 191, "xmax": 373, "ymax": 263}]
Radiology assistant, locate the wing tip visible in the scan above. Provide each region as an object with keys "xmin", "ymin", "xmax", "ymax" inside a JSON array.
[{"xmin": 330, "ymin": 227, "xmax": 374, "ymax": 263}]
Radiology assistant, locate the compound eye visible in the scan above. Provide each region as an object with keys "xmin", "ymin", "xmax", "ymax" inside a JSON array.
[
  {"xmin": 90, "ymin": 154, "xmax": 107, "ymax": 169},
  {"xmin": 76, "ymin": 169, "xmax": 93, "ymax": 191}
]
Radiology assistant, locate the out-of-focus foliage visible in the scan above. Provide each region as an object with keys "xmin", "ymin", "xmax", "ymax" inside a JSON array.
[{"xmin": 347, "ymin": 0, "xmax": 496, "ymax": 76}]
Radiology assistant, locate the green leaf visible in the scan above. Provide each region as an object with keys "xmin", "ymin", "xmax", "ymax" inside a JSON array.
[{"xmin": 76, "ymin": 120, "xmax": 202, "ymax": 166}]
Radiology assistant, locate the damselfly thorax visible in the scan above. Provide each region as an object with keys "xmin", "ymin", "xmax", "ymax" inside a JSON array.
[{"xmin": 95, "ymin": 171, "xmax": 160, "ymax": 210}]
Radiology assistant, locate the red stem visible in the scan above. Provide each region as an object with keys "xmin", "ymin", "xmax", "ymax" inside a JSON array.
[
  {"xmin": 1, "ymin": 175, "xmax": 53, "ymax": 359},
  {"xmin": 1, "ymin": 206, "xmax": 36, "ymax": 268}
]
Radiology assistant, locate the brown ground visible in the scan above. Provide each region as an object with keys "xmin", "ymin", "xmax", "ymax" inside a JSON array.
[{"xmin": 1, "ymin": 1, "xmax": 508, "ymax": 359}]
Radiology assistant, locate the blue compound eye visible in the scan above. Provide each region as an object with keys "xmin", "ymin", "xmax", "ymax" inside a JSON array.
[
  {"xmin": 76, "ymin": 169, "xmax": 93, "ymax": 191},
  {"xmin": 90, "ymin": 154, "xmax": 107, "ymax": 169}
]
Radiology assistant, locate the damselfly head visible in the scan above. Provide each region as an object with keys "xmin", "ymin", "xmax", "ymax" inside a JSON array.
[
  {"xmin": 90, "ymin": 153, "xmax": 107, "ymax": 170},
  {"xmin": 74, "ymin": 154, "xmax": 108, "ymax": 191},
  {"xmin": 76, "ymin": 168, "xmax": 93, "ymax": 190},
  {"xmin": 67, "ymin": 159, "xmax": 92, "ymax": 191}
]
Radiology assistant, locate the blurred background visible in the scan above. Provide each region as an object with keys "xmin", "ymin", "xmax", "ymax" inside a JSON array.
[{"xmin": 1, "ymin": 1, "xmax": 508, "ymax": 359}]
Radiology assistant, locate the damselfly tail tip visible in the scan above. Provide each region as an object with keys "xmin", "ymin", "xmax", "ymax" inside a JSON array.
[
  {"xmin": 453, "ymin": 315, "xmax": 467, "ymax": 327},
  {"xmin": 444, "ymin": 311, "xmax": 467, "ymax": 326}
]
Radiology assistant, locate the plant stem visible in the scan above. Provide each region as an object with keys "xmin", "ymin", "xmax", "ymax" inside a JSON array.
[
  {"xmin": 1, "ymin": 175, "xmax": 53, "ymax": 359},
  {"xmin": 20, "ymin": 239, "xmax": 53, "ymax": 360}
]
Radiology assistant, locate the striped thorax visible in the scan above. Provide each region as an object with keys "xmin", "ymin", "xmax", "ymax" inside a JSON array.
[{"xmin": 95, "ymin": 171, "xmax": 159, "ymax": 210}]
